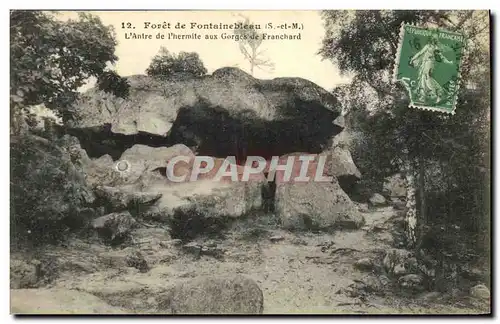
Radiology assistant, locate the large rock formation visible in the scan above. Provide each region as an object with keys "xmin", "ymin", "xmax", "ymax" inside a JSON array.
[
  {"xmin": 262, "ymin": 152, "xmax": 363, "ymax": 230},
  {"xmin": 64, "ymin": 68, "xmax": 364, "ymax": 239},
  {"xmin": 141, "ymin": 180, "xmax": 264, "ymax": 239},
  {"xmin": 10, "ymin": 259, "xmax": 40, "ymax": 289},
  {"xmin": 70, "ymin": 67, "xmax": 342, "ymax": 161}
]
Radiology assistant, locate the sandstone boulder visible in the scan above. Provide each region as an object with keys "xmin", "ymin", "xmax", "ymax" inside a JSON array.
[
  {"xmin": 369, "ymin": 193, "xmax": 387, "ymax": 206},
  {"xmin": 266, "ymin": 151, "xmax": 360, "ymax": 188},
  {"xmin": 324, "ymin": 146, "xmax": 361, "ymax": 195},
  {"xmin": 324, "ymin": 146, "xmax": 361, "ymax": 180},
  {"xmin": 390, "ymin": 197, "xmax": 407, "ymax": 210},
  {"xmin": 10, "ymin": 259, "xmax": 39, "ymax": 289},
  {"xmin": 470, "ymin": 284, "xmax": 490, "ymax": 300},
  {"xmin": 354, "ymin": 258, "xmax": 375, "ymax": 272},
  {"xmin": 143, "ymin": 180, "xmax": 264, "ymax": 239},
  {"xmin": 159, "ymin": 275, "xmax": 264, "ymax": 314},
  {"xmin": 10, "ymin": 135, "xmax": 95, "ymax": 241},
  {"xmin": 84, "ymin": 154, "xmax": 123, "ymax": 187},
  {"xmin": 59, "ymin": 135, "xmax": 125, "ymax": 187},
  {"xmin": 94, "ymin": 185, "xmax": 162, "ymax": 211},
  {"xmin": 267, "ymin": 153, "xmax": 326, "ymax": 185},
  {"xmin": 275, "ymin": 180, "xmax": 364, "ymax": 231},
  {"xmin": 91, "ymin": 211, "xmax": 137, "ymax": 242}
]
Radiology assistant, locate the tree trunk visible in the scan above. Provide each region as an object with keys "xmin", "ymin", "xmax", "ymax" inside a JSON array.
[{"xmin": 404, "ymin": 156, "xmax": 426, "ymax": 248}]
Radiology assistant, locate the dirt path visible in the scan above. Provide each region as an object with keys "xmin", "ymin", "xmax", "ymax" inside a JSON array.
[{"xmin": 17, "ymin": 207, "xmax": 488, "ymax": 314}]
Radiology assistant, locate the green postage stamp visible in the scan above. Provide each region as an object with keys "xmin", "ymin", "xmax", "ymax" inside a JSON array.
[{"xmin": 393, "ymin": 24, "xmax": 466, "ymax": 114}]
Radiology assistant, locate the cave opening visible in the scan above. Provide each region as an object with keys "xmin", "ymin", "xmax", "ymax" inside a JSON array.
[{"xmin": 65, "ymin": 124, "xmax": 174, "ymax": 160}]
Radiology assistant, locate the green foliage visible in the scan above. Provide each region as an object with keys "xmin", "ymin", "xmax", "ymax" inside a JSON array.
[
  {"xmin": 97, "ymin": 70, "xmax": 131, "ymax": 99},
  {"xmin": 146, "ymin": 47, "xmax": 207, "ymax": 79},
  {"xmin": 10, "ymin": 10, "xmax": 118, "ymax": 122},
  {"xmin": 10, "ymin": 135, "xmax": 95, "ymax": 244}
]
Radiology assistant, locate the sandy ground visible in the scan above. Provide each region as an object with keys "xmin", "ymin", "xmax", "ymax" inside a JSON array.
[{"xmin": 12, "ymin": 207, "xmax": 490, "ymax": 315}]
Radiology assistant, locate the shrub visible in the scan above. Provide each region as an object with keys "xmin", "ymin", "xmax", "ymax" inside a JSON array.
[
  {"xmin": 10, "ymin": 135, "xmax": 94, "ymax": 245},
  {"xmin": 97, "ymin": 71, "xmax": 131, "ymax": 99}
]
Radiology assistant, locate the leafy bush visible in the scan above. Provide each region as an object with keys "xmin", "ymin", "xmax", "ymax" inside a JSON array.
[
  {"xmin": 10, "ymin": 135, "xmax": 95, "ymax": 245},
  {"xmin": 10, "ymin": 11, "xmax": 118, "ymax": 124},
  {"xmin": 146, "ymin": 47, "xmax": 207, "ymax": 79}
]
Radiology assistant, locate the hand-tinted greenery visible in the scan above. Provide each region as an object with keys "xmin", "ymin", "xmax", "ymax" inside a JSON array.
[
  {"xmin": 10, "ymin": 11, "xmax": 119, "ymax": 124},
  {"xmin": 232, "ymin": 14, "xmax": 275, "ymax": 76},
  {"xmin": 97, "ymin": 70, "xmax": 131, "ymax": 99},
  {"xmin": 146, "ymin": 47, "xmax": 207, "ymax": 79},
  {"xmin": 321, "ymin": 10, "xmax": 490, "ymax": 281}
]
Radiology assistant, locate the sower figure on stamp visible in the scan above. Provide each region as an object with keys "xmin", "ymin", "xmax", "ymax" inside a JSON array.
[{"xmin": 409, "ymin": 34, "xmax": 453, "ymax": 104}]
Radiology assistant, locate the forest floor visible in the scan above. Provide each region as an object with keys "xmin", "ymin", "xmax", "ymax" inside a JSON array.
[{"xmin": 11, "ymin": 206, "xmax": 490, "ymax": 315}]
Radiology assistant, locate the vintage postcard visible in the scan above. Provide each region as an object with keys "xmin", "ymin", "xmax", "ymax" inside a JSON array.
[{"xmin": 10, "ymin": 10, "xmax": 491, "ymax": 315}]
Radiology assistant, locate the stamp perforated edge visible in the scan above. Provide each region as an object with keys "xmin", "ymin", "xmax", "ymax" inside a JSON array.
[{"xmin": 392, "ymin": 22, "xmax": 467, "ymax": 116}]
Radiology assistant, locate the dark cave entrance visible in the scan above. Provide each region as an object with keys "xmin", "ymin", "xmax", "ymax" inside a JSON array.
[{"xmin": 64, "ymin": 124, "xmax": 175, "ymax": 160}]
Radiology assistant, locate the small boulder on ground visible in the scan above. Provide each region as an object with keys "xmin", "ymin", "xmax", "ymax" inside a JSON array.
[
  {"xmin": 10, "ymin": 259, "xmax": 40, "ymax": 289},
  {"xmin": 84, "ymin": 154, "xmax": 123, "ymax": 187},
  {"xmin": 355, "ymin": 202, "xmax": 369, "ymax": 213},
  {"xmin": 159, "ymin": 275, "xmax": 264, "ymax": 314},
  {"xmin": 91, "ymin": 211, "xmax": 137, "ymax": 242},
  {"xmin": 398, "ymin": 274, "xmax": 424, "ymax": 293},
  {"xmin": 369, "ymin": 193, "xmax": 387, "ymax": 206},
  {"xmin": 182, "ymin": 242, "xmax": 202, "ymax": 258},
  {"xmin": 125, "ymin": 250, "xmax": 149, "ymax": 273},
  {"xmin": 470, "ymin": 284, "xmax": 490, "ymax": 300},
  {"xmin": 142, "ymin": 179, "xmax": 264, "ymax": 239},
  {"xmin": 275, "ymin": 179, "xmax": 365, "ymax": 231}
]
